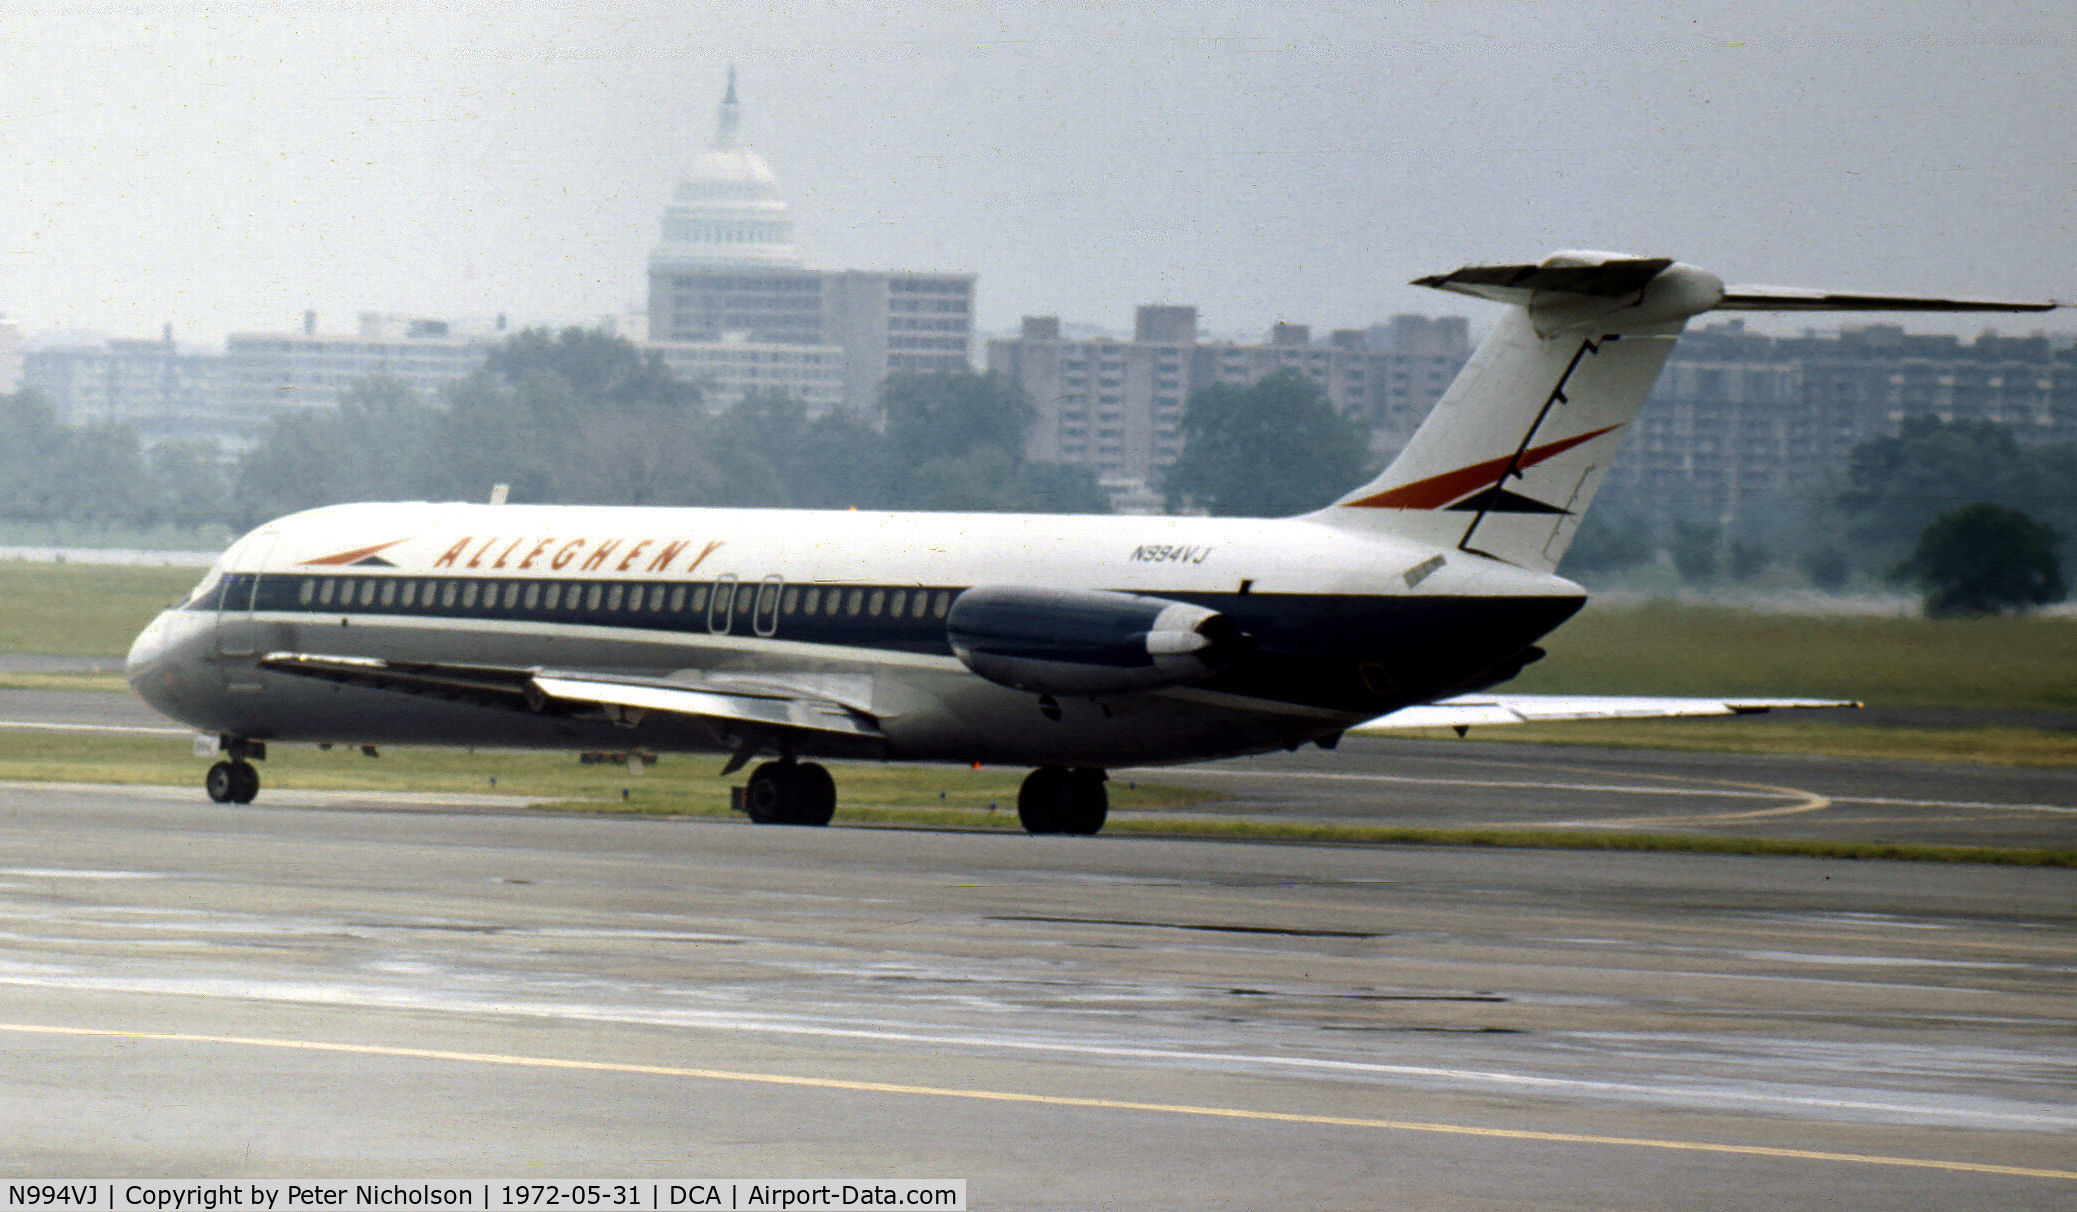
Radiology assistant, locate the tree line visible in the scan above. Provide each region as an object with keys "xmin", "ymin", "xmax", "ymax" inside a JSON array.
[
  {"xmin": 3, "ymin": 326, "xmax": 2063, "ymax": 615},
  {"xmin": 1564, "ymin": 413, "xmax": 2072, "ymax": 614},
  {"xmin": 0, "ymin": 330, "xmax": 1373, "ymax": 533},
  {"xmin": 0, "ymin": 329, "xmax": 1108, "ymax": 533}
]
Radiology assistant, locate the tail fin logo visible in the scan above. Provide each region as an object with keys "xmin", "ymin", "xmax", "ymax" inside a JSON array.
[{"xmin": 1340, "ymin": 425, "xmax": 1620, "ymax": 512}]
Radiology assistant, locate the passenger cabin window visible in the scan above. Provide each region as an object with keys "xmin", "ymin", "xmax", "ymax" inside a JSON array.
[
  {"xmin": 754, "ymin": 576, "xmax": 783, "ymax": 636},
  {"xmin": 708, "ymin": 577, "xmax": 735, "ymax": 633},
  {"xmin": 299, "ymin": 580, "xmax": 315, "ymax": 606}
]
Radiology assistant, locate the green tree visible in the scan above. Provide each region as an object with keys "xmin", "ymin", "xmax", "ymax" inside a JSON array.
[
  {"xmin": 1559, "ymin": 511, "xmax": 1653, "ymax": 577},
  {"xmin": 1798, "ymin": 545, "xmax": 1851, "ymax": 592},
  {"xmin": 146, "ymin": 439, "xmax": 233, "ymax": 528},
  {"xmin": 433, "ymin": 328, "xmax": 707, "ymax": 505},
  {"xmin": 1669, "ymin": 519, "xmax": 1720, "ymax": 584},
  {"xmin": 232, "ymin": 377, "xmax": 442, "ymax": 526},
  {"xmin": 1892, "ymin": 502, "xmax": 2065, "ymax": 618},
  {"xmin": 1163, "ymin": 372, "xmax": 1370, "ymax": 516},
  {"xmin": 704, "ymin": 390, "xmax": 892, "ymax": 508},
  {"xmin": 1727, "ymin": 538, "xmax": 1770, "ymax": 581},
  {"xmin": 47, "ymin": 423, "xmax": 153, "ymax": 524},
  {"xmin": 1015, "ymin": 459, "xmax": 1108, "ymax": 514},
  {"xmin": 1839, "ymin": 416, "xmax": 2077, "ymax": 563},
  {"xmin": 875, "ymin": 371, "xmax": 1105, "ymax": 513},
  {"xmin": 880, "ymin": 371, "xmax": 1034, "ymax": 468},
  {"xmin": 0, "ymin": 389, "xmax": 69, "ymax": 519}
]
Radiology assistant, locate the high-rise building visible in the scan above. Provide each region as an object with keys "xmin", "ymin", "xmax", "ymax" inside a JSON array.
[
  {"xmin": 22, "ymin": 327, "xmax": 227, "ymax": 446},
  {"xmin": 217, "ymin": 316, "xmax": 497, "ymax": 447},
  {"xmin": 643, "ymin": 70, "xmax": 974, "ymax": 414},
  {"xmin": 1600, "ymin": 320, "xmax": 2077, "ymax": 530},
  {"xmin": 988, "ymin": 308, "xmax": 1470, "ymax": 505},
  {"xmin": 0, "ymin": 314, "xmax": 20, "ymax": 393}
]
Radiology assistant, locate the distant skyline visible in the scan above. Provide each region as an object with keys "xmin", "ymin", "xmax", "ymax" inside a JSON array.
[{"xmin": 2, "ymin": 1, "xmax": 2071, "ymax": 348}]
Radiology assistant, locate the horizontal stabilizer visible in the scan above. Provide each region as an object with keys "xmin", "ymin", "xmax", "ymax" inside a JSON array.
[
  {"xmin": 1414, "ymin": 257, "xmax": 1676, "ymax": 307},
  {"xmin": 1353, "ymin": 694, "xmax": 1858, "ymax": 733},
  {"xmin": 1717, "ymin": 286, "xmax": 2059, "ymax": 313}
]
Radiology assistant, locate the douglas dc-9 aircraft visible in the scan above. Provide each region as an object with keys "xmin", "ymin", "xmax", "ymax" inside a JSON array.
[{"xmin": 126, "ymin": 252, "xmax": 2057, "ymax": 832}]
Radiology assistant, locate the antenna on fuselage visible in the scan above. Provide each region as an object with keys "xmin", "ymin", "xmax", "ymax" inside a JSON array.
[{"xmin": 489, "ymin": 483, "xmax": 510, "ymax": 506}]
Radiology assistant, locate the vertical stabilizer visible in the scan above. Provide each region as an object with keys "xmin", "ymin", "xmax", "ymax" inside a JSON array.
[{"xmin": 1315, "ymin": 252, "xmax": 1722, "ymax": 570}]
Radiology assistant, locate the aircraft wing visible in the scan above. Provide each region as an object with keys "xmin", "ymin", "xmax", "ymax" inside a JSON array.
[
  {"xmin": 1354, "ymin": 694, "xmax": 1857, "ymax": 733},
  {"xmin": 256, "ymin": 652, "xmax": 883, "ymax": 741}
]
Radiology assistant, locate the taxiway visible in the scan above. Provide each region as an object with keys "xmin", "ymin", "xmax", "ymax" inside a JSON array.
[{"xmin": 0, "ymin": 775, "xmax": 2071, "ymax": 1208}]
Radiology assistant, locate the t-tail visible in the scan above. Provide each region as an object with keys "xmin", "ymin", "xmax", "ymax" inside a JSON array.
[{"xmin": 1311, "ymin": 250, "xmax": 2058, "ymax": 571}]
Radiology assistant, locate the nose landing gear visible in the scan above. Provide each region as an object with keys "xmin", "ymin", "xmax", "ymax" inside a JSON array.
[
  {"xmin": 204, "ymin": 759, "xmax": 260, "ymax": 804},
  {"xmin": 203, "ymin": 737, "xmax": 265, "ymax": 804}
]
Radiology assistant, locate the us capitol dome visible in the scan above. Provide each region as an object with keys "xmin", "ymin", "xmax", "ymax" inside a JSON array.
[{"xmin": 650, "ymin": 66, "xmax": 802, "ymax": 271}]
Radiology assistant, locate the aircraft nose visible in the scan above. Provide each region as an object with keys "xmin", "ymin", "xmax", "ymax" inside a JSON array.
[
  {"xmin": 125, "ymin": 611, "xmax": 171, "ymax": 684},
  {"xmin": 125, "ymin": 609, "xmax": 194, "ymax": 723}
]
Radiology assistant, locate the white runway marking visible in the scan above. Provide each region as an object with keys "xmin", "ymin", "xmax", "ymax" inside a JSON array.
[
  {"xmin": 1132, "ymin": 766, "xmax": 2077, "ymax": 814},
  {"xmin": 0, "ymin": 719, "xmax": 189, "ymax": 737}
]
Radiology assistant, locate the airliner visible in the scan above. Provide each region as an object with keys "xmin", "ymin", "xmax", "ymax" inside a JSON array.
[{"xmin": 125, "ymin": 252, "xmax": 2056, "ymax": 832}]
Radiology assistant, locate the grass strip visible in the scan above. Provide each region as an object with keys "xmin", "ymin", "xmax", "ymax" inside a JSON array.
[
  {"xmin": 1396, "ymin": 719, "xmax": 2077, "ymax": 768},
  {"xmin": 1, "ymin": 725, "xmax": 2067, "ymax": 867},
  {"xmin": 1094, "ymin": 817, "xmax": 2077, "ymax": 867},
  {"xmin": 0, "ymin": 561, "xmax": 200, "ymax": 657},
  {"xmin": 0, "ymin": 673, "xmax": 133, "ymax": 692}
]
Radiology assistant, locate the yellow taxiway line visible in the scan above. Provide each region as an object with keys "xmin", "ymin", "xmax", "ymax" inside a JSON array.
[{"xmin": 4, "ymin": 1021, "xmax": 2071, "ymax": 1182}]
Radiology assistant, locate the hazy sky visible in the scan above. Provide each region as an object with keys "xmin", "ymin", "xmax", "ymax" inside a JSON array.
[{"xmin": 2, "ymin": 1, "xmax": 2071, "ymax": 347}]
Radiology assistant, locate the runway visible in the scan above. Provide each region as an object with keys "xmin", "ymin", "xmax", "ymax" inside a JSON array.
[
  {"xmin": 1127, "ymin": 735, "xmax": 2077, "ymax": 850},
  {"xmin": 1, "ymin": 776, "xmax": 2072, "ymax": 1207},
  {"xmin": 8, "ymin": 684, "xmax": 2076, "ymax": 848}
]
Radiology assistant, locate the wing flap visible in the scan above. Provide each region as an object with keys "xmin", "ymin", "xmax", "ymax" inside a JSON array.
[
  {"xmin": 530, "ymin": 674, "xmax": 881, "ymax": 738},
  {"xmin": 258, "ymin": 652, "xmax": 881, "ymax": 740},
  {"xmin": 1355, "ymin": 694, "xmax": 1858, "ymax": 732}
]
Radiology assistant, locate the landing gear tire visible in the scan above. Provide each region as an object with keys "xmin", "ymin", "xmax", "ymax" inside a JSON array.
[
  {"xmin": 792, "ymin": 761, "xmax": 836, "ymax": 826},
  {"xmin": 1018, "ymin": 765, "xmax": 1108, "ymax": 836},
  {"xmin": 206, "ymin": 760, "xmax": 260, "ymax": 805},
  {"xmin": 744, "ymin": 760, "xmax": 836, "ymax": 826}
]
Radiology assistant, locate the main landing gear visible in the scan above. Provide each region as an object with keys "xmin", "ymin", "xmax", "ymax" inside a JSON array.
[
  {"xmin": 1017, "ymin": 765, "xmax": 1108, "ymax": 836},
  {"xmin": 204, "ymin": 739, "xmax": 265, "ymax": 804},
  {"xmin": 742, "ymin": 759, "xmax": 837, "ymax": 826}
]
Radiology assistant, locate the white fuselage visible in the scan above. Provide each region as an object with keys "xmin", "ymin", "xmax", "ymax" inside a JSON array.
[{"xmin": 127, "ymin": 500, "xmax": 1584, "ymax": 768}]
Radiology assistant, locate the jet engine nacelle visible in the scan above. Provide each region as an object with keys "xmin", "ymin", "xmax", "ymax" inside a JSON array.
[{"xmin": 946, "ymin": 586, "xmax": 1245, "ymax": 697}]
